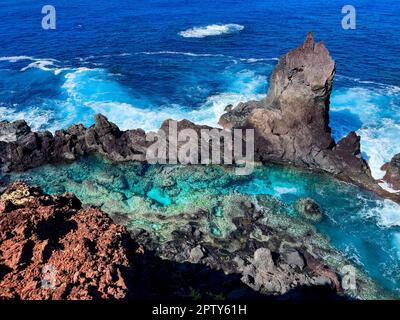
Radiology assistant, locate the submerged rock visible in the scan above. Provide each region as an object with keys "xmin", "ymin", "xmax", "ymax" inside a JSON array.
[
  {"xmin": 294, "ymin": 198, "xmax": 323, "ymax": 222},
  {"xmin": 147, "ymin": 187, "xmax": 171, "ymax": 206}
]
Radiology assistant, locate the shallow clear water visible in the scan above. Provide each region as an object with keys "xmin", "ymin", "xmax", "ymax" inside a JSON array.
[{"xmin": 5, "ymin": 156, "xmax": 400, "ymax": 296}]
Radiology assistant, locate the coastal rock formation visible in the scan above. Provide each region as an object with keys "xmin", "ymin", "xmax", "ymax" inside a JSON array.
[
  {"xmin": 0, "ymin": 115, "xmax": 222, "ymax": 172},
  {"xmin": 0, "ymin": 33, "xmax": 363, "ymax": 178},
  {"xmin": 134, "ymin": 192, "xmax": 391, "ymax": 299},
  {"xmin": 1, "ymin": 33, "xmax": 399, "ymax": 203},
  {"xmin": 219, "ymin": 33, "xmax": 400, "ymax": 203},
  {"xmin": 381, "ymin": 153, "xmax": 400, "ymax": 191},
  {"xmin": 0, "ymin": 114, "xmax": 149, "ymax": 172},
  {"xmin": 0, "ymin": 182, "xmax": 135, "ymax": 300},
  {"xmin": 131, "ymin": 194, "xmax": 347, "ymax": 299},
  {"xmin": 219, "ymin": 33, "xmax": 368, "ymax": 179},
  {"xmin": 0, "ymin": 182, "xmax": 336, "ymax": 300},
  {"xmin": 0, "ymin": 120, "xmax": 54, "ymax": 173}
]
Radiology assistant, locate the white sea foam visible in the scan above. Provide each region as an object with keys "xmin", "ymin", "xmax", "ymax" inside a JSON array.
[
  {"xmin": 138, "ymin": 51, "xmax": 278, "ymax": 66},
  {"xmin": 331, "ymin": 87, "xmax": 400, "ymax": 179},
  {"xmin": 60, "ymin": 67, "xmax": 177, "ymax": 131},
  {"xmin": 358, "ymin": 121, "xmax": 400, "ymax": 179},
  {"xmin": 55, "ymin": 64, "xmax": 268, "ymax": 132},
  {"xmin": 2, "ymin": 54, "xmax": 267, "ymax": 134},
  {"xmin": 59, "ymin": 67, "xmax": 266, "ymax": 131},
  {"xmin": 20, "ymin": 60, "xmax": 56, "ymax": 72},
  {"xmin": 189, "ymin": 92, "xmax": 265, "ymax": 127},
  {"xmin": 0, "ymin": 56, "xmax": 36, "ymax": 62},
  {"xmin": 0, "ymin": 106, "xmax": 53, "ymax": 131},
  {"xmin": 336, "ymin": 75, "xmax": 400, "ymax": 94},
  {"xmin": 241, "ymin": 57, "xmax": 279, "ymax": 63},
  {"xmin": 360, "ymin": 199, "xmax": 400, "ymax": 228},
  {"xmin": 378, "ymin": 181, "xmax": 400, "ymax": 194},
  {"xmin": 1, "ymin": 55, "xmax": 65, "ymax": 75},
  {"xmin": 274, "ymin": 186, "xmax": 298, "ymax": 195},
  {"xmin": 86, "ymin": 101, "xmax": 180, "ymax": 131},
  {"xmin": 138, "ymin": 51, "xmax": 227, "ymax": 58},
  {"xmin": 76, "ymin": 53, "xmax": 132, "ymax": 62},
  {"xmin": 188, "ymin": 69, "xmax": 266, "ymax": 126},
  {"xmin": 0, "ymin": 56, "xmax": 58, "ymax": 63},
  {"xmin": 179, "ymin": 24, "xmax": 244, "ymax": 38}
]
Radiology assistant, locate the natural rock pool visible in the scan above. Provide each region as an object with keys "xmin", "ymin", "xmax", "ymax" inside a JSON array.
[{"xmin": 3, "ymin": 155, "xmax": 400, "ymax": 298}]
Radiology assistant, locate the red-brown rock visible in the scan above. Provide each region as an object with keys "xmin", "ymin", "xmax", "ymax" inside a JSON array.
[{"xmin": 0, "ymin": 182, "xmax": 135, "ymax": 300}]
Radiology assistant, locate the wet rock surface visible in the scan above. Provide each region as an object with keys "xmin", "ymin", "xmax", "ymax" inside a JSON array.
[{"xmin": 128, "ymin": 191, "xmax": 387, "ymax": 300}]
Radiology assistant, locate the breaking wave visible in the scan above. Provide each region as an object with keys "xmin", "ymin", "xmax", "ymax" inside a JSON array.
[
  {"xmin": 331, "ymin": 85, "xmax": 400, "ymax": 179},
  {"xmin": 179, "ymin": 24, "xmax": 244, "ymax": 38},
  {"xmin": 0, "ymin": 55, "xmax": 267, "ymax": 133}
]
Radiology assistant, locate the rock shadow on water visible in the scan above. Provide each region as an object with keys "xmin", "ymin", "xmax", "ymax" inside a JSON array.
[{"xmin": 129, "ymin": 249, "xmax": 351, "ymax": 301}]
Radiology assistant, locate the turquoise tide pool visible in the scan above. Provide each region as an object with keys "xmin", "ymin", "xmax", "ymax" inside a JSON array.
[{"xmin": 4, "ymin": 156, "xmax": 400, "ymax": 297}]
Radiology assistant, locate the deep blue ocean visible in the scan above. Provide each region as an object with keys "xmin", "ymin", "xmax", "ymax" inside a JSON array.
[{"xmin": 1, "ymin": 0, "xmax": 400, "ymax": 296}]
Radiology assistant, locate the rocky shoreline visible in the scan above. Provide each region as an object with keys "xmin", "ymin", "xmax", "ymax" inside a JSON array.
[
  {"xmin": 0, "ymin": 33, "xmax": 399, "ymax": 300},
  {"xmin": 1, "ymin": 33, "xmax": 398, "ymax": 203}
]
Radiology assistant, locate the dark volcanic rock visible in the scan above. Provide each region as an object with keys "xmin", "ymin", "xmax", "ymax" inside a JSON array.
[
  {"xmin": 219, "ymin": 33, "xmax": 367, "ymax": 176},
  {"xmin": 382, "ymin": 153, "xmax": 400, "ymax": 191},
  {"xmin": 0, "ymin": 120, "xmax": 31, "ymax": 142},
  {"xmin": 0, "ymin": 114, "xmax": 149, "ymax": 172},
  {"xmin": 0, "ymin": 120, "xmax": 55, "ymax": 172},
  {"xmin": 0, "ymin": 115, "xmax": 230, "ymax": 172}
]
